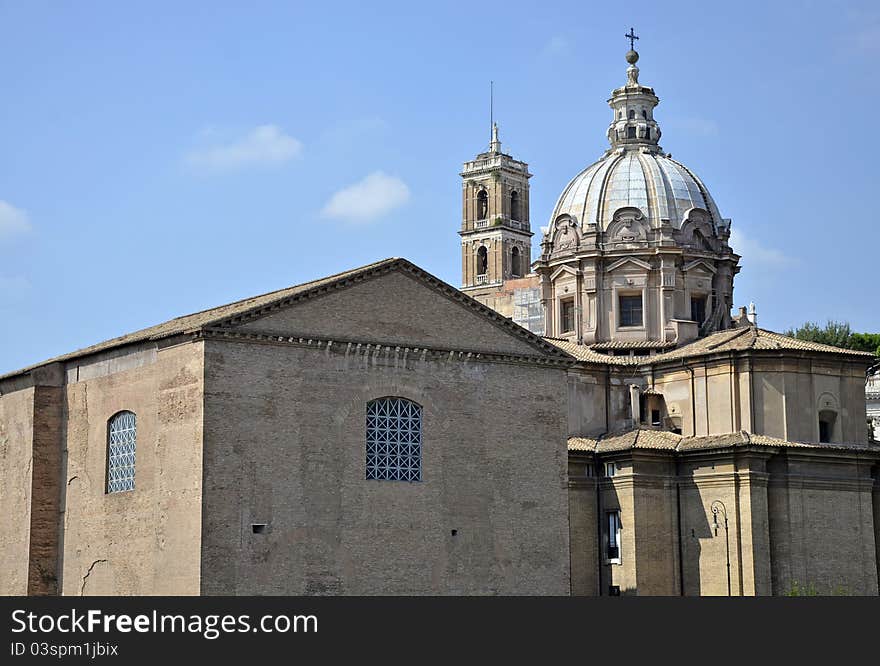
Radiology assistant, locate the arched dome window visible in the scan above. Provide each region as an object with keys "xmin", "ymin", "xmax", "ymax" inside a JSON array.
[
  {"xmin": 510, "ymin": 191, "xmax": 520, "ymax": 221},
  {"xmin": 627, "ymin": 109, "xmax": 635, "ymax": 120},
  {"xmin": 107, "ymin": 411, "xmax": 137, "ymax": 493},
  {"xmin": 511, "ymin": 246, "xmax": 521, "ymax": 276},
  {"xmin": 477, "ymin": 246, "xmax": 488, "ymax": 275},
  {"xmin": 477, "ymin": 189, "xmax": 488, "ymax": 220},
  {"xmin": 641, "ymin": 109, "xmax": 647, "ymax": 119}
]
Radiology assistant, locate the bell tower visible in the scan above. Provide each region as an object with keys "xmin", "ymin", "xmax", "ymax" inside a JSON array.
[{"xmin": 459, "ymin": 123, "xmax": 533, "ymax": 304}]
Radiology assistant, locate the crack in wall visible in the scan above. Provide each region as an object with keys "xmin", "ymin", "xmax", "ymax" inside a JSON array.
[{"xmin": 79, "ymin": 559, "xmax": 108, "ymax": 596}]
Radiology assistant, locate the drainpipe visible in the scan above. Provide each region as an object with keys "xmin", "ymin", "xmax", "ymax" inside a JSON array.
[
  {"xmin": 596, "ymin": 465, "xmax": 603, "ymax": 597},
  {"xmin": 605, "ymin": 365, "xmax": 611, "ymax": 433},
  {"xmin": 681, "ymin": 361, "xmax": 696, "ymax": 436},
  {"xmin": 675, "ymin": 457, "xmax": 685, "ymax": 596}
]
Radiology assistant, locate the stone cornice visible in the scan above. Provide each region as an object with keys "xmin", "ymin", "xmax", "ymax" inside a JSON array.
[{"xmin": 198, "ymin": 328, "xmax": 576, "ymax": 369}]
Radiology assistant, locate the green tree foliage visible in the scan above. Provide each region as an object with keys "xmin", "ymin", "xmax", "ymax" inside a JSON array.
[{"xmin": 784, "ymin": 320, "xmax": 880, "ymax": 357}]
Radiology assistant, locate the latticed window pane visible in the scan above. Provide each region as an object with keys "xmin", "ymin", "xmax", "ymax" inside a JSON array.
[
  {"xmin": 366, "ymin": 398, "xmax": 422, "ymax": 482},
  {"xmin": 107, "ymin": 411, "xmax": 136, "ymax": 493}
]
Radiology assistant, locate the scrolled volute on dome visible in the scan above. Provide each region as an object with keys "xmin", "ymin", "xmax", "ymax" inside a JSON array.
[
  {"xmin": 546, "ymin": 215, "xmax": 580, "ymax": 255},
  {"xmin": 606, "ymin": 207, "xmax": 649, "ymax": 247}
]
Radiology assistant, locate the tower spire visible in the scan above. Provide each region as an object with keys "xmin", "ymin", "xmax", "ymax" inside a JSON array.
[{"xmin": 488, "ymin": 82, "xmax": 502, "ymax": 153}]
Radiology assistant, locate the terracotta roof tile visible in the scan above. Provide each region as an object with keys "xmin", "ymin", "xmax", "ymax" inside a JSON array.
[
  {"xmin": 567, "ymin": 428, "xmax": 880, "ymax": 454},
  {"xmin": 543, "ymin": 338, "xmax": 647, "ymax": 366},
  {"xmin": 548, "ymin": 326, "xmax": 874, "ymax": 370}
]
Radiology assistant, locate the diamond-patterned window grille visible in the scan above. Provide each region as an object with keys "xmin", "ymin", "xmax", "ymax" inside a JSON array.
[
  {"xmin": 107, "ymin": 411, "xmax": 136, "ymax": 493},
  {"xmin": 366, "ymin": 397, "xmax": 422, "ymax": 482}
]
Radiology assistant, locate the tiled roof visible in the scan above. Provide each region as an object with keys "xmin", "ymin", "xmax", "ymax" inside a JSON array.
[
  {"xmin": 543, "ymin": 338, "xmax": 646, "ymax": 366},
  {"xmin": 568, "ymin": 428, "xmax": 880, "ymax": 454},
  {"xmin": 545, "ymin": 326, "xmax": 875, "ymax": 369},
  {"xmin": 591, "ymin": 339, "xmax": 677, "ymax": 351},
  {"xmin": 1, "ymin": 258, "xmax": 570, "ymax": 381},
  {"xmin": 650, "ymin": 326, "xmax": 876, "ymax": 363}
]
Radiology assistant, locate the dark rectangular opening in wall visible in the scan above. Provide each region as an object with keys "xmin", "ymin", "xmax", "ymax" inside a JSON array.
[
  {"xmin": 252, "ymin": 524, "xmax": 268, "ymax": 534},
  {"xmin": 651, "ymin": 409, "xmax": 661, "ymax": 426},
  {"xmin": 608, "ymin": 585, "xmax": 621, "ymax": 596},
  {"xmin": 561, "ymin": 298, "xmax": 575, "ymax": 333}
]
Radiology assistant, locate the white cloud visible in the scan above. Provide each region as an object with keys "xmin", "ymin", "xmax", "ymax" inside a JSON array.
[
  {"xmin": 321, "ymin": 171, "xmax": 410, "ymax": 223},
  {"xmin": 184, "ymin": 125, "xmax": 302, "ymax": 172},
  {"xmin": 0, "ymin": 200, "xmax": 31, "ymax": 239},
  {"xmin": 730, "ymin": 228, "xmax": 793, "ymax": 267},
  {"xmin": 540, "ymin": 35, "xmax": 569, "ymax": 58}
]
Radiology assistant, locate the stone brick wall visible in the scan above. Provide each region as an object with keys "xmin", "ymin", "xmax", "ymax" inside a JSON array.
[
  {"xmin": 236, "ymin": 270, "xmax": 541, "ymax": 357},
  {"xmin": 201, "ymin": 338, "xmax": 570, "ymax": 595},
  {"xmin": 60, "ymin": 341, "xmax": 204, "ymax": 595},
  {"xmin": 0, "ymin": 386, "xmax": 36, "ymax": 594},
  {"xmin": 568, "ymin": 447, "xmax": 880, "ymax": 596},
  {"xmin": 27, "ymin": 385, "xmax": 63, "ymax": 595}
]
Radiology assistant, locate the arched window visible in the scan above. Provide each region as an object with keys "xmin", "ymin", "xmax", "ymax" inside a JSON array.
[
  {"xmin": 628, "ymin": 109, "xmax": 635, "ymax": 120},
  {"xmin": 510, "ymin": 190, "xmax": 520, "ymax": 221},
  {"xmin": 641, "ymin": 109, "xmax": 647, "ymax": 119},
  {"xmin": 477, "ymin": 189, "xmax": 488, "ymax": 220},
  {"xmin": 107, "ymin": 411, "xmax": 136, "ymax": 493},
  {"xmin": 366, "ymin": 397, "xmax": 422, "ymax": 482},
  {"xmin": 511, "ymin": 246, "xmax": 521, "ymax": 276},
  {"xmin": 477, "ymin": 246, "xmax": 488, "ymax": 275}
]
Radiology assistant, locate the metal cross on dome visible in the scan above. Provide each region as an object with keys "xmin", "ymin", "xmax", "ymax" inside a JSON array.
[{"xmin": 625, "ymin": 27, "xmax": 639, "ymax": 50}]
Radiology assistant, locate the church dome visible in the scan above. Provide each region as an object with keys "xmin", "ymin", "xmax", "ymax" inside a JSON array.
[
  {"xmin": 547, "ymin": 45, "xmax": 726, "ymax": 233},
  {"xmin": 550, "ymin": 150, "xmax": 724, "ymax": 230}
]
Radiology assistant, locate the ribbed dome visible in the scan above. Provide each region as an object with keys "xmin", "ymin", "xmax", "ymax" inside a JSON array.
[{"xmin": 550, "ymin": 150, "xmax": 723, "ymax": 231}]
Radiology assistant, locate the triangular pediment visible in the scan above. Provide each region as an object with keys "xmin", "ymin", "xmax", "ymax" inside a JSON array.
[
  {"xmin": 605, "ymin": 256, "xmax": 652, "ymax": 272},
  {"xmin": 210, "ymin": 259, "xmax": 567, "ymax": 360},
  {"xmin": 682, "ymin": 259, "xmax": 717, "ymax": 274},
  {"xmin": 550, "ymin": 265, "xmax": 579, "ymax": 281}
]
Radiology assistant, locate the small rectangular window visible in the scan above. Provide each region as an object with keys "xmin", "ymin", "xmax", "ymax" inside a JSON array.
[
  {"xmin": 561, "ymin": 298, "xmax": 575, "ymax": 333},
  {"xmin": 651, "ymin": 409, "xmax": 661, "ymax": 426},
  {"xmin": 619, "ymin": 294, "xmax": 643, "ymax": 327},
  {"xmin": 691, "ymin": 295, "xmax": 707, "ymax": 324},
  {"xmin": 607, "ymin": 511, "xmax": 622, "ymax": 562},
  {"xmin": 604, "ymin": 461, "xmax": 617, "ymax": 477},
  {"xmin": 626, "ymin": 126, "xmax": 636, "ymax": 139}
]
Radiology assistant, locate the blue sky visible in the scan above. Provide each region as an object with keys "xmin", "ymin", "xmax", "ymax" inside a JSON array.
[{"xmin": 1, "ymin": 0, "xmax": 878, "ymax": 373}]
